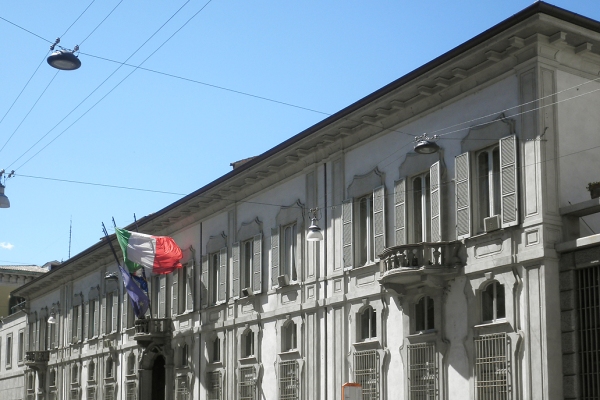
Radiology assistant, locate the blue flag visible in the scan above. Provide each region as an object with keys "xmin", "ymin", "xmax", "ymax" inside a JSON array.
[{"xmin": 119, "ymin": 264, "xmax": 150, "ymax": 318}]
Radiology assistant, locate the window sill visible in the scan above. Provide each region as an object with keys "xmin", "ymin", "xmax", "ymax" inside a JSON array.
[
  {"xmin": 347, "ymin": 261, "xmax": 379, "ymax": 272},
  {"xmin": 276, "ymin": 281, "xmax": 300, "ymax": 291},
  {"xmin": 209, "ymin": 360, "xmax": 223, "ymax": 367},
  {"xmin": 239, "ymin": 355, "xmax": 258, "ymax": 365},
  {"xmin": 407, "ymin": 329, "xmax": 438, "ymax": 338},
  {"xmin": 353, "ymin": 338, "xmax": 381, "ymax": 350},
  {"xmin": 125, "ymin": 374, "xmax": 137, "ymax": 379},
  {"xmin": 278, "ymin": 349, "xmax": 300, "ymax": 356},
  {"xmin": 473, "ymin": 319, "xmax": 511, "ymax": 333}
]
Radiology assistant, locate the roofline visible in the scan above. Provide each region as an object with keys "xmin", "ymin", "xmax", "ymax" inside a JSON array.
[{"xmin": 14, "ymin": 2, "xmax": 600, "ymax": 297}]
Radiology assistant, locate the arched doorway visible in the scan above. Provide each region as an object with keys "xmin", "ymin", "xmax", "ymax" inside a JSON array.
[{"xmin": 151, "ymin": 355, "xmax": 166, "ymax": 400}]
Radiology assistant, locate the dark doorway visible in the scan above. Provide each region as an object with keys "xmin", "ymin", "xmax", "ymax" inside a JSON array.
[{"xmin": 151, "ymin": 355, "xmax": 166, "ymax": 400}]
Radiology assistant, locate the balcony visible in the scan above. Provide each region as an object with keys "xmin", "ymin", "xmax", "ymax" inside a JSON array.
[
  {"xmin": 378, "ymin": 241, "xmax": 463, "ymax": 293},
  {"xmin": 25, "ymin": 350, "xmax": 49, "ymax": 371},
  {"xmin": 133, "ymin": 318, "xmax": 172, "ymax": 348}
]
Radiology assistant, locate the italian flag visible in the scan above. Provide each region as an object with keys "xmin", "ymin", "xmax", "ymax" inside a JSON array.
[{"xmin": 115, "ymin": 227, "xmax": 183, "ymax": 275}]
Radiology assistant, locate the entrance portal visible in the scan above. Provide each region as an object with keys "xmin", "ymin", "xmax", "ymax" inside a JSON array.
[{"xmin": 151, "ymin": 355, "xmax": 166, "ymax": 400}]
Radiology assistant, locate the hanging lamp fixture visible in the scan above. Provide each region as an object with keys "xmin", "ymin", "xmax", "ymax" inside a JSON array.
[
  {"xmin": 0, "ymin": 170, "xmax": 14, "ymax": 209},
  {"xmin": 414, "ymin": 134, "xmax": 440, "ymax": 154},
  {"xmin": 306, "ymin": 208, "xmax": 323, "ymax": 242},
  {"xmin": 47, "ymin": 38, "xmax": 81, "ymax": 71}
]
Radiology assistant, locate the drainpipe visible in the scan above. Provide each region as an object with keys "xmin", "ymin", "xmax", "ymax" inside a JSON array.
[{"xmin": 323, "ymin": 162, "xmax": 328, "ymax": 400}]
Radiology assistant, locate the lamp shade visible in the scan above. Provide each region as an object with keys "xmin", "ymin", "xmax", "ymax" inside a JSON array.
[
  {"xmin": 47, "ymin": 50, "xmax": 81, "ymax": 70},
  {"xmin": 47, "ymin": 313, "xmax": 56, "ymax": 324},
  {"xmin": 0, "ymin": 184, "xmax": 9, "ymax": 208},
  {"xmin": 414, "ymin": 139, "xmax": 440, "ymax": 154},
  {"xmin": 306, "ymin": 220, "xmax": 323, "ymax": 241}
]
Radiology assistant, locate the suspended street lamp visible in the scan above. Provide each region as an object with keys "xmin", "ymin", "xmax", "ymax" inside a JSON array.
[
  {"xmin": 0, "ymin": 170, "xmax": 13, "ymax": 209},
  {"xmin": 306, "ymin": 208, "xmax": 323, "ymax": 242},
  {"xmin": 47, "ymin": 38, "xmax": 81, "ymax": 71},
  {"xmin": 414, "ymin": 134, "xmax": 440, "ymax": 154}
]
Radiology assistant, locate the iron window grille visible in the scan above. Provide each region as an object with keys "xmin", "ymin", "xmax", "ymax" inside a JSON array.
[
  {"xmin": 176, "ymin": 375, "xmax": 190, "ymax": 400},
  {"xmin": 126, "ymin": 382, "xmax": 137, "ymax": 400},
  {"xmin": 104, "ymin": 384, "xmax": 115, "ymax": 400},
  {"xmin": 408, "ymin": 342, "xmax": 438, "ymax": 400},
  {"xmin": 279, "ymin": 360, "xmax": 299, "ymax": 400},
  {"xmin": 354, "ymin": 349, "xmax": 380, "ymax": 400},
  {"xmin": 207, "ymin": 371, "xmax": 222, "ymax": 400},
  {"xmin": 474, "ymin": 333, "xmax": 510, "ymax": 400},
  {"xmin": 86, "ymin": 386, "xmax": 96, "ymax": 400},
  {"xmin": 70, "ymin": 388, "xmax": 80, "ymax": 400},
  {"xmin": 239, "ymin": 366, "xmax": 257, "ymax": 400},
  {"xmin": 577, "ymin": 265, "xmax": 600, "ymax": 400}
]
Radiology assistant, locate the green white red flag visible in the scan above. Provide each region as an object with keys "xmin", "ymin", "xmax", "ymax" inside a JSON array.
[{"xmin": 115, "ymin": 227, "xmax": 183, "ymax": 275}]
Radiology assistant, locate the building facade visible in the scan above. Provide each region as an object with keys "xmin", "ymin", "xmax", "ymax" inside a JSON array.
[{"xmin": 6, "ymin": 2, "xmax": 600, "ymax": 399}]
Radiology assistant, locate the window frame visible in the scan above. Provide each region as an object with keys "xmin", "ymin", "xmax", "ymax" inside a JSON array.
[
  {"xmin": 5, "ymin": 333, "xmax": 12, "ymax": 369},
  {"xmin": 409, "ymin": 171, "xmax": 432, "ymax": 244},
  {"xmin": 359, "ymin": 306, "xmax": 377, "ymax": 342},
  {"xmin": 282, "ymin": 321, "xmax": 297, "ymax": 352},
  {"xmin": 475, "ymin": 145, "xmax": 501, "ymax": 233},
  {"xmin": 241, "ymin": 239, "xmax": 254, "ymax": 293},
  {"xmin": 414, "ymin": 295, "xmax": 435, "ymax": 333},
  {"xmin": 481, "ymin": 281, "xmax": 506, "ymax": 323},
  {"xmin": 210, "ymin": 251, "xmax": 220, "ymax": 305}
]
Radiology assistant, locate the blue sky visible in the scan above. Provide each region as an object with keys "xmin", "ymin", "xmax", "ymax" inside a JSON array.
[{"xmin": 1, "ymin": 0, "xmax": 599, "ymax": 265}]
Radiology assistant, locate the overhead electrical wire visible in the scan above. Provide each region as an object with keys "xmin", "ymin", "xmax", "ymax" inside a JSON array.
[
  {"xmin": 60, "ymin": 0, "xmax": 97, "ymax": 38},
  {"xmin": 79, "ymin": 0, "xmax": 124, "ymax": 46},
  {"xmin": 5, "ymin": 0, "xmax": 211, "ymax": 170}
]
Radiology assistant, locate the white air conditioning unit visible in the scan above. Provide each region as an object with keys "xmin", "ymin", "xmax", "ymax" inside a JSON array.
[
  {"xmin": 484, "ymin": 215, "xmax": 501, "ymax": 233},
  {"xmin": 241, "ymin": 287, "xmax": 253, "ymax": 297},
  {"xmin": 277, "ymin": 274, "xmax": 290, "ymax": 287}
]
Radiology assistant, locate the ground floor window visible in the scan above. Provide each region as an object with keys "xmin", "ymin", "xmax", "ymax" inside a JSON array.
[
  {"xmin": 408, "ymin": 342, "xmax": 438, "ymax": 399},
  {"xmin": 354, "ymin": 350, "xmax": 380, "ymax": 400},
  {"xmin": 126, "ymin": 381, "xmax": 137, "ymax": 400},
  {"xmin": 239, "ymin": 366, "xmax": 257, "ymax": 400},
  {"xmin": 176, "ymin": 375, "xmax": 189, "ymax": 400},
  {"xmin": 474, "ymin": 333, "xmax": 510, "ymax": 400},
  {"xmin": 104, "ymin": 384, "xmax": 115, "ymax": 400},
  {"xmin": 279, "ymin": 360, "xmax": 299, "ymax": 400},
  {"xmin": 577, "ymin": 265, "xmax": 600, "ymax": 400},
  {"xmin": 207, "ymin": 371, "xmax": 222, "ymax": 400},
  {"xmin": 87, "ymin": 386, "xmax": 96, "ymax": 400}
]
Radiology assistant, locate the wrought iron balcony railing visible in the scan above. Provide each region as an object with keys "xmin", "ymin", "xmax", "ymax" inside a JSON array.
[{"xmin": 133, "ymin": 318, "xmax": 171, "ymax": 348}]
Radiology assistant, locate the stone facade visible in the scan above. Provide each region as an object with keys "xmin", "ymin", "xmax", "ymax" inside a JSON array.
[{"xmin": 4, "ymin": 2, "xmax": 600, "ymax": 399}]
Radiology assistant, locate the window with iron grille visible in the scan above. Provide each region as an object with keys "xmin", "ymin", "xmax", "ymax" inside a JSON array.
[
  {"xmin": 279, "ymin": 360, "xmax": 299, "ymax": 400},
  {"xmin": 70, "ymin": 388, "xmax": 80, "ymax": 400},
  {"xmin": 354, "ymin": 350, "xmax": 380, "ymax": 400},
  {"xmin": 86, "ymin": 386, "xmax": 96, "ymax": 400},
  {"xmin": 104, "ymin": 384, "xmax": 115, "ymax": 400},
  {"xmin": 239, "ymin": 366, "xmax": 257, "ymax": 400},
  {"xmin": 176, "ymin": 375, "xmax": 189, "ymax": 400},
  {"xmin": 126, "ymin": 381, "xmax": 137, "ymax": 400},
  {"xmin": 408, "ymin": 342, "xmax": 438, "ymax": 399},
  {"xmin": 474, "ymin": 333, "xmax": 510, "ymax": 400},
  {"xmin": 207, "ymin": 371, "xmax": 222, "ymax": 400},
  {"xmin": 49, "ymin": 391, "xmax": 58, "ymax": 400},
  {"xmin": 578, "ymin": 265, "xmax": 600, "ymax": 400}
]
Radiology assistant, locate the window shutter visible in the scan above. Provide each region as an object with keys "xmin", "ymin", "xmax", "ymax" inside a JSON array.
[
  {"xmin": 252, "ymin": 234, "xmax": 262, "ymax": 294},
  {"xmin": 69, "ymin": 308, "xmax": 73, "ymax": 344},
  {"xmin": 373, "ymin": 185, "xmax": 386, "ymax": 259},
  {"xmin": 186, "ymin": 263, "xmax": 194, "ymax": 311},
  {"xmin": 201, "ymin": 255, "xmax": 209, "ymax": 309},
  {"xmin": 159, "ymin": 276, "xmax": 166, "ymax": 318},
  {"xmin": 101, "ymin": 297, "xmax": 106, "ymax": 335},
  {"xmin": 218, "ymin": 247, "xmax": 228, "ymax": 303},
  {"xmin": 122, "ymin": 295, "xmax": 128, "ymax": 330},
  {"xmin": 394, "ymin": 179, "xmax": 406, "ymax": 246},
  {"xmin": 430, "ymin": 161, "xmax": 442, "ymax": 242},
  {"xmin": 455, "ymin": 152, "xmax": 471, "ymax": 239},
  {"xmin": 76, "ymin": 306, "xmax": 82, "ymax": 342},
  {"xmin": 172, "ymin": 268, "xmax": 179, "ymax": 316},
  {"xmin": 33, "ymin": 318, "xmax": 38, "ymax": 351},
  {"xmin": 112, "ymin": 293, "xmax": 118, "ymax": 333},
  {"xmin": 271, "ymin": 227, "xmax": 280, "ymax": 287},
  {"xmin": 232, "ymin": 242, "xmax": 240, "ymax": 299},
  {"xmin": 84, "ymin": 302, "xmax": 89, "ymax": 340},
  {"xmin": 342, "ymin": 199, "xmax": 354, "ymax": 269},
  {"xmin": 500, "ymin": 135, "xmax": 519, "ymax": 228}
]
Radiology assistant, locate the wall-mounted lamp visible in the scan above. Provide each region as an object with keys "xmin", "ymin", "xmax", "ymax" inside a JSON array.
[
  {"xmin": 47, "ymin": 312, "xmax": 56, "ymax": 324},
  {"xmin": 306, "ymin": 208, "xmax": 323, "ymax": 242},
  {"xmin": 414, "ymin": 134, "xmax": 440, "ymax": 154}
]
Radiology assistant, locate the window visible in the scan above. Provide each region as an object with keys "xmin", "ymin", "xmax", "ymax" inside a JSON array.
[
  {"xmin": 152, "ymin": 276, "xmax": 166, "ymax": 318},
  {"xmin": 50, "ymin": 369, "xmax": 57, "ymax": 387},
  {"xmin": 283, "ymin": 322, "xmax": 297, "ymax": 352},
  {"xmin": 70, "ymin": 388, "xmax": 80, "ymax": 400},
  {"xmin": 481, "ymin": 282, "xmax": 505, "ymax": 323},
  {"xmin": 87, "ymin": 386, "xmax": 96, "ymax": 400},
  {"xmin": 242, "ymin": 240, "xmax": 253, "ymax": 292},
  {"xmin": 360, "ymin": 306, "xmax": 377, "ymax": 341},
  {"xmin": 279, "ymin": 360, "xmax": 299, "ymax": 400},
  {"xmin": 176, "ymin": 376, "xmax": 189, "ymax": 400},
  {"xmin": 105, "ymin": 357, "xmax": 113, "ymax": 379},
  {"xmin": 212, "ymin": 338, "xmax": 221, "ymax": 363},
  {"xmin": 104, "ymin": 384, "xmax": 115, "ymax": 400},
  {"xmin": 207, "ymin": 371, "xmax": 222, "ymax": 400},
  {"xmin": 242, "ymin": 330, "xmax": 254, "ymax": 358},
  {"xmin": 126, "ymin": 382, "xmax": 137, "ymax": 400},
  {"xmin": 127, "ymin": 353, "xmax": 136, "ymax": 375},
  {"xmin": 357, "ymin": 194, "xmax": 375, "ymax": 265},
  {"xmin": 88, "ymin": 361, "xmax": 96, "ymax": 382},
  {"xmin": 282, "ymin": 223, "xmax": 298, "ymax": 281},
  {"xmin": 72, "ymin": 305, "xmax": 80, "ymax": 343},
  {"xmin": 72, "ymin": 364, "xmax": 79, "ymax": 384},
  {"xmin": 577, "ymin": 265, "xmax": 600, "ymax": 399},
  {"xmin": 474, "ymin": 333, "xmax": 510, "ymax": 399},
  {"xmin": 6, "ymin": 334, "xmax": 12, "ymax": 368},
  {"xmin": 18, "ymin": 330, "xmax": 24, "ymax": 363},
  {"xmin": 89, "ymin": 299, "xmax": 97, "ymax": 338},
  {"xmin": 455, "ymin": 134, "xmax": 518, "ymax": 239},
  {"xmin": 408, "ymin": 342, "xmax": 438, "ymax": 400},
  {"xmin": 415, "ymin": 296, "xmax": 435, "ymax": 332},
  {"xmin": 181, "ymin": 344, "xmax": 188, "ymax": 367},
  {"xmin": 354, "ymin": 350, "xmax": 380, "ymax": 400},
  {"xmin": 105, "ymin": 292, "xmax": 118, "ymax": 334},
  {"xmin": 411, "ymin": 173, "xmax": 431, "ymax": 243},
  {"xmin": 476, "ymin": 146, "xmax": 501, "ymax": 232},
  {"xmin": 239, "ymin": 366, "xmax": 257, "ymax": 400},
  {"xmin": 173, "ymin": 263, "xmax": 191, "ymax": 315},
  {"xmin": 210, "ymin": 252, "xmax": 220, "ymax": 305}
]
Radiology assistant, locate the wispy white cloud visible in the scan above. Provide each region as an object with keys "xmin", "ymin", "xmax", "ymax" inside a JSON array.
[{"xmin": 0, "ymin": 242, "xmax": 14, "ymax": 250}]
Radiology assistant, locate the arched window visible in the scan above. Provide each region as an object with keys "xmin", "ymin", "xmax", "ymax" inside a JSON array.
[
  {"xmin": 105, "ymin": 356, "xmax": 113, "ymax": 379},
  {"xmin": 482, "ymin": 281, "xmax": 505, "ymax": 322},
  {"xmin": 49, "ymin": 369, "xmax": 56, "ymax": 387},
  {"xmin": 127, "ymin": 353, "xmax": 136, "ymax": 375},
  {"xmin": 181, "ymin": 344, "xmax": 188, "ymax": 367},
  {"xmin": 212, "ymin": 337, "xmax": 221, "ymax": 363},
  {"xmin": 88, "ymin": 360, "xmax": 95, "ymax": 381},
  {"xmin": 283, "ymin": 321, "xmax": 297, "ymax": 352},
  {"xmin": 72, "ymin": 364, "xmax": 79, "ymax": 384},
  {"xmin": 242, "ymin": 330, "xmax": 254, "ymax": 358},
  {"xmin": 360, "ymin": 306, "xmax": 377, "ymax": 340},
  {"xmin": 415, "ymin": 296, "xmax": 435, "ymax": 332}
]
